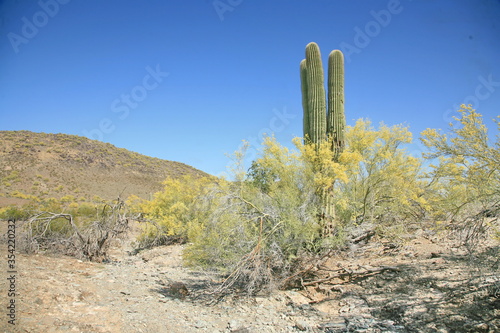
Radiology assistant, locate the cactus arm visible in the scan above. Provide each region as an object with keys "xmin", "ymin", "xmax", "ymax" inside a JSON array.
[
  {"xmin": 300, "ymin": 59, "xmax": 310, "ymax": 143},
  {"xmin": 305, "ymin": 42, "xmax": 327, "ymax": 144},
  {"xmin": 327, "ymin": 49, "xmax": 346, "ymax": 160}
]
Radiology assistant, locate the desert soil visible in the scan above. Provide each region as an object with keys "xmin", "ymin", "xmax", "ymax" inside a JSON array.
[{"xmin": 1, "ymin": 224, "xmax": 499, "ymax": 333}]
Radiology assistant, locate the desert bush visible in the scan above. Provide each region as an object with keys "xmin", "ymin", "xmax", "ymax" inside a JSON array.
[
  {"xmin": 140, "ymin": 114, "xmax": 497, "ymax": 292},
  {"xmin": 336, "ymin": 119, "xmax": 427, "ymax": 239},
  {"xmin": 0, "ymin": 205, "xmax": 35, "ymax": 221},
  {"xmin": 135, "ymin": 175, "xmax": 214, "ymax": 247},
  {"xmin": 421, "ymin": 105, "xmax": 500, "ymax": 249},
  {"xmin": 75, "ymin": 202, "xmax": 98, "ymax": 218},
  {"xmin": 22, "ymin": 198, "xmax": 130, "ymax": 261},
  {"xmin": 2, "ymin": 195, "xmax": 137, "ymax": 260},
  {"xmin": 147, "ymin": 122, "xmax": 430, "ymax": 293},
  {"xmin": 184, "ymin": 139, "xmax": 322, "ymax": 293}
]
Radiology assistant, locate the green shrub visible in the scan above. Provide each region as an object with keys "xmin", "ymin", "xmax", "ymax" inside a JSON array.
[
  {"xmin": 0, "ymin": 206, "xmax": 33, "ymax": 220},
  {"xmin": 137, "ymin": 175, "xmax": 214, "ymax": 246},
  {"xmin": 183, "ymin": 138, "xmax": 325, "ymax": 293}
]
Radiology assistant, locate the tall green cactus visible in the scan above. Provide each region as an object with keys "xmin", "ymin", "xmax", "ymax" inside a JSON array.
[
  {"xmin": 301, "ymin": 42, "xmax": 345, "ymax": 158},
  {"xmin": 327, "ymin": 49, "xmax": 346, "ymax": 160},
  {"xmin": 303, "ymin": 42, "xmax": 327, "ymax": 144},
  {"xmin": 300, "ymin": 43, "xmax": 346, "ymax": 237}
]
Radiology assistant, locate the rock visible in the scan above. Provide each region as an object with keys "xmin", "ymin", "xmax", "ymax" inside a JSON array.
[
  {"xmin": 231, "ymin": 329, "xmax": 250, "ymax": 333},
  {"xmin": 430, "ymin": 252, "xmax": 441, "ymax": 258},
  {"xmin": 194, "ymin": 320, "xmax": 209, "ymax": 328},
  {"xmin": 228, "ymin": 319, "xmax": 243, "ymax": 331},
  {"xmin": 168, "ymin": 282, "xmax": 189, "ymax": 298},
  {"xmin": 295, "ymin": 320, "xmax": 310, "ymax": 331},
  {"xmin": 474, "ymin": 323, "xmax": 490, "ymax": 332},
  {"xmin": 319, "ymin": 320, "xmax": 347, "ymax": 331},
  {"xmin": 228, "ymin": 319, "xmax": 251, "ymax": 333},
  {"xmin": 285, "ymin": 291, "xmax": 311, "ymax": 307}
]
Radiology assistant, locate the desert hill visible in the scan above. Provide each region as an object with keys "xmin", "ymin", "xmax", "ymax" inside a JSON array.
[{"xmin": 0, "ymin": 130, "xmax": 208, "ymax": 207}]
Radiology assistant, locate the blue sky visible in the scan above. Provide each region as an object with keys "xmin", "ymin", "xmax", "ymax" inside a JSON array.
[{"xmin": 0, "ymin": 0, "xmax": 499, "ymax": 176}]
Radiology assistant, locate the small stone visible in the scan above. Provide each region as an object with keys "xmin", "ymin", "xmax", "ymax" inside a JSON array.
[
  {"xmin": 320, "ymin": 321, "xmax": 347, "ymax": 330},
  {"xmin": 231, "ymin": 329, "xmax": 250, "ymax": 333},
  {"xmin": 339, "ymin": 305, "xmax": 350, "ymax": 313},
  {"xmin": 295, "ymin": 320, "xmax": 310, "ymax": 331},
  {"xmin": 168, "ymin": 282, "xmax": 189, "ymax": 298},
  {"xmin": 194, "ymin": 320, "xmax": 208, "ymax": 328},
  {"xmin": 228, "ymin": 319, "xmax": 242, "ymax": 330},
  {"xmin": 474, "ymin": 323, "xmax": 489, "ymax": 332}
]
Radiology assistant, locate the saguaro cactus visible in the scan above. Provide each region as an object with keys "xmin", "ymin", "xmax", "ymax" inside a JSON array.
[
  {"xmin": 301, "ymin": 42, "xmax": 345, "ymax": 158},
  {"xmin": 300, "ymin": 43, "xmax": 346, "ymax": 237},
  {"xmin": 303, "ymin": 42, "xmax": 327, "ymax": 144},
  {"xmin": 327, "ymin": 49, "xmax": 346, "ymax": 160}
]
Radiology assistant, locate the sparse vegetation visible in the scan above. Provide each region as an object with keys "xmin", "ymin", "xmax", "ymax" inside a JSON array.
[
  {"xmin": 17, "ymin": 198, "xmax": 131, "ymax": 261},
  {"xmin": 421, "ymin": 105, "xmax": 500, "ymax": 250},
  {"xmin": 127, "ymin": 105, "xmax": 499, "ymax": 299},
  {"xmin": 0, "ymin": 130, "xmax": 207, "ymax": 206}
]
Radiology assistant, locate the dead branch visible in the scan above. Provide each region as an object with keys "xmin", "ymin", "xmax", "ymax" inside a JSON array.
[
  {"xmin": 352, "ymin": 230, "xmax": 376, "ymax": 244},
  {"xmin": 279, "ymin": 249, "xmax": 335, "ymax": 290},
  {"xmin": 23, "ymin": 198, "xmax": 130, "ymax": 261},
  {"xmin": 302, "ymin": 265, "xmax": 401, "ymax": 287},
  {"xmin": 212, "ymin": 216, "xmax": 267, "ymax": 295}
]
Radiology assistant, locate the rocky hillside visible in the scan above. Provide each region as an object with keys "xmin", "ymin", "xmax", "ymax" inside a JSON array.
[{"xmin": 0, "ymin": 131, "xmax": 208, "ymax": 207}]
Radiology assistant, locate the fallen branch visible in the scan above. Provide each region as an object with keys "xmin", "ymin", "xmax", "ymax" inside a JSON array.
[
  {"xmin": 279, "ymin": 250, "xmax": 335, "ymax": 290},
  {"xmin": 352, "ymin": 230, "xmax": 376, "ymax": 244},
  {"xmin": 302, "ymin": 265, "xmax": 401, "ymax": 287},
  {"xmin": 23, "ymin": 198, "xmax": 130, "ymax": 261}
]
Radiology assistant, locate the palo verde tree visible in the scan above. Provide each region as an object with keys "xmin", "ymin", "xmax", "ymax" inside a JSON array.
[
  {"xmin": 300, "ymin": 42, "xmax": 346, "ymax": 235},
  {"xmin": 421, "ymin": 105, "xmax": 500, "ymax": 248}
]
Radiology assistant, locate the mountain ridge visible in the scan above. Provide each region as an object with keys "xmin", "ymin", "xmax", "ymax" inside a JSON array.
[{"xmin": 0, "ymin": 130, "xmax": 208, "ymax": 207}]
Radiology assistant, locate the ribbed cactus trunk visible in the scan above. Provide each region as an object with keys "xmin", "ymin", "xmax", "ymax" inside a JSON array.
[
  {"xmin": 327, "ymin": 50, "xmax": 345, "ymax": 161},
  {"xmin": 304, "ymin": 42, "xmax": 326, "ymax": 144},
  {"xmin": 300, "ymin": 43, "xmax": 345, "ymax": 238},
  {"xmin": 300, "ymin": 59, "xmax": 310, "ymax": 142}
]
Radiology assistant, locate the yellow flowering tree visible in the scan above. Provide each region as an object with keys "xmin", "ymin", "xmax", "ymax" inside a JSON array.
[
  {"xmin": 421, "ymin": 105, "xmax": 499, "ymax": 246},
  {"xmin": 137, "ymin": 175, "xmax": 214, "ymax": 246},
  {"xmin": 334, "ymin": 119, "xmax": 427, "ymax": 237}
]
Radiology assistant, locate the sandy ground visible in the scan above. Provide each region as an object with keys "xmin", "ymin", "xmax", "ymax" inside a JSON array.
[{"xmin": 0, "ymin": 223, "xmax": 499, "ymax": 333}]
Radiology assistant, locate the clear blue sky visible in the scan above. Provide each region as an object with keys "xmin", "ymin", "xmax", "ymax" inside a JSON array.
[{"xmin": 1, "ymin": 0, "xmax": 499, "ymax": 176}]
